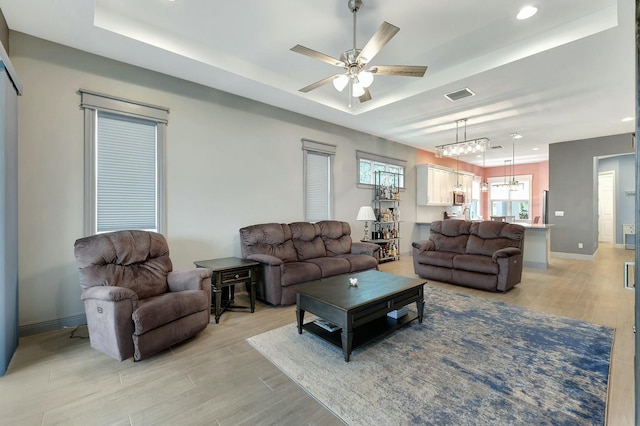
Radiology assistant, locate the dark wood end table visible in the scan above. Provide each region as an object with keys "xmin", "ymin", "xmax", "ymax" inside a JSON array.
[
  {"xmin": 296, "ymin": 270, "xmax": 426, "ymax": 362},
  {"xmin": 194, "ymin": 257, "xmax": 259, "ymax": 324}
]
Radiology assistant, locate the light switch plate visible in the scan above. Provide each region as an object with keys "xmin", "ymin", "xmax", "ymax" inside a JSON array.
[{"xmin": 554, "ymin": 211, "xmax": 564, "ymax": 217}]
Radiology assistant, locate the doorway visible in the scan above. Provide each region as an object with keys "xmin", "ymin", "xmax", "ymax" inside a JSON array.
[{"xmin": 598, "ymin": 170, "xmax": 616, "ymax": 243}]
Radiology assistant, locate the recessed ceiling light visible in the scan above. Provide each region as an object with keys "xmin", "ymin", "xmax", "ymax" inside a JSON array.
[
  {"xmin": 510, "ymin": 132, "xmax": 523, "ymax": 139},
  {"xmin": 532, "ymin": 147, "xmax": 539, "ymax": 151},
  {"xmin": 622, "ymin": 117, "xmax": 634, "ymax": 122},
  {"xmin": 517, "ymin": 5, "xmax": 538, "ymax": 20}
]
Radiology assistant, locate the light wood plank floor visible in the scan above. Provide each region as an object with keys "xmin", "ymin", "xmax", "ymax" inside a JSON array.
[{"xmin": 0, "ymin": 244, "xmax": 634, "ymax": 425}]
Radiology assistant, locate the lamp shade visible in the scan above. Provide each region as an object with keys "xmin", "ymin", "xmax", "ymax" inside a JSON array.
[
  {"xmin": 358, "ymin": 70, "xmax": 374, "ymax": 88},
  {"xmin": 333, "ymin": 74, "xmax": 349, "ymax": 92},
  {"xmin": 356, "ymin": 206, "xmax": 376, "ymax": 221},
  {"xmin": 352, "ymin": 82, "xmax": 365, "ymax": 97}
]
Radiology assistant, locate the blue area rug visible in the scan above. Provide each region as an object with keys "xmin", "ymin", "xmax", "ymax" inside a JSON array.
[{"xmin": 247, "ymin": 286, "xmax": 614, "ymax": 425}]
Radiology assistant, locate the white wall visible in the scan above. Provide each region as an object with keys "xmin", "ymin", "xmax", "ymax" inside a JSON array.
[{"xmin": 12, "ymin": 32, "xmax": 417, "ymax": 328}]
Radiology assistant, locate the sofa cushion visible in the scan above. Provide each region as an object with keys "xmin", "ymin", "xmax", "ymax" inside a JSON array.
[
  {"xmin": 290, "ymin": 222, "xmax": 327, "ymax": 261},
  {"xmin": 281, "ymin": 261, "xmax": 322, "ymax": 287},
  {"xmin": 336, "ymin": 253, "xmax": 379, "ymax": 272},
  {"xmin": 318, "ymin": 221, "xmax": 353, "ymax": 256},
  {"xmin": 429, "ymin": 220, "xmax": 471, "ymax": 254},
  {"xmin": 415, "ymin": 251, "xmax": 458, "ymax": 268},
  {"xmin": 306, "ymin": 257, "xmax": 351, "ymax": 277},
  {"xmin": 239, "ymin": 223, "xmax": 298, "ymax": 263},
  {"xmin": 466, "ymin": 221, "xmax": 525, "ymax": 257},
  {"xmin": 452, "ymin": 254, "xmax": 499, "ymax": 275},
  {"xmin": 74, "ymin": 230, "xmax": 172, "ymax": 300},
  {"xmin": 132, "ymin": 290, "xmax": 208, "ymax": 335}
]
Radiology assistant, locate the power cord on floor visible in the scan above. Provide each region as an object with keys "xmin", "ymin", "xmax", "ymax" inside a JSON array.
[{"xmin": 68, "ymin": 325, "xmax": 89, "ymax": 339}]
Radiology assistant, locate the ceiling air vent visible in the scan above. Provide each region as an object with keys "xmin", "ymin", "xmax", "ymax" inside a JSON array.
[
  {"xmin": 491, "ymin": 145, "xmax": 503, "ymax": 150},
  {"xmin": 444, "ymin": 88, "xmax": 475, "ymax": 102}
]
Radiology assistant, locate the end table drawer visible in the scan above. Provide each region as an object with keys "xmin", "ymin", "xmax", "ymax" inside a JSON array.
[{"xmin": 221, "ymin": 269, "xmax": 251, "ymax": 283}]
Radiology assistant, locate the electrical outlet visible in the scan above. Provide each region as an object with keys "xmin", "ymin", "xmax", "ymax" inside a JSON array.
[
  {"xmin": 554, "ymin": 211, "xmax": 564, "ymax": 217},
  {"xmin": 578, "ymin": 243, "xmax": 583, "ymax": 248}
]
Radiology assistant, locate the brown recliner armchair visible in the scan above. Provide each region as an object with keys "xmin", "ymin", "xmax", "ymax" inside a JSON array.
[{"xmin": 73, "ymin": 230, "xmax": 212, "ymax": 361}]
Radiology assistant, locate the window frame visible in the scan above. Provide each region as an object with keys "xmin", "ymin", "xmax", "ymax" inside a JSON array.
[
  {"xmin": 488, "ymin": 174, "xmax": 533, "ymax": 222},
  {"xmin": 80, "ymin": 89, "xmax": 169, "ymax": 236},
  {"xmin": 356, "ymin": 150, "xmax": 406, "ymax": 189}
]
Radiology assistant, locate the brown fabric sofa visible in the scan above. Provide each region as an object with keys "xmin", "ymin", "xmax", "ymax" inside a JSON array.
[
  {"xmin": 239, "ymin": 220, "xmax": 380, "ymax": 306},
  {"xmin": 412, "ymin": 220, "xmax": 525, "ymax": 292},
  {"xmin": 74, "ymin": 230, "xmax": 212, "ymax": 361}
]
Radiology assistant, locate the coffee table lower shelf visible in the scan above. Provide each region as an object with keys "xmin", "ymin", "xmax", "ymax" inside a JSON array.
[{"xmin": 302, "ymin": 312, "xmax": 418, "ymax": 353}]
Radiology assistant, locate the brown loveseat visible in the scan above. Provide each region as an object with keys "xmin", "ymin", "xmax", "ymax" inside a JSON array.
[
  {"xmin": 239, "ymin": 221, "xmax": 380, "ymax": 306},
  {"xmin": 412, "ymin": 220, "xmax": 525, "ymax": 292}
]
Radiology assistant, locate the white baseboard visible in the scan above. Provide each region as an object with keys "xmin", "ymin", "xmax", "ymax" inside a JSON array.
[{"xmin": 550, "ymin": 251, "xmax": 595, "ymax": 261}]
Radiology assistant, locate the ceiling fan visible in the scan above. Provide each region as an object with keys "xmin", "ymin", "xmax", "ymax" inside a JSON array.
[{"xmin": 291, "ymin": 0, "xmax": 428, "ymax": 104}]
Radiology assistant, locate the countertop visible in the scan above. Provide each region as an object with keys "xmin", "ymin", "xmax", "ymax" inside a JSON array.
[{"xmin": 416, "ymin": 221, "xmax": 553, "ymax": 230}]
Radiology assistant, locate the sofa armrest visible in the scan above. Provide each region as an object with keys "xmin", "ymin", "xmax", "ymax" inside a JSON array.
[
  {"xmin": 246, "ymin": 254, "xmax": 284, "ymax": 306},
  {"xmin": 167, "ymin": 268, "xmax": 212, "ymax": 292},
  {"xmin": 492, "ymin": 247, "xmax": 522, "ymax": 262},
  {"xmin": 246, "ymin": 253, "xmax": 284, "ymax": 266},
  {"xmin": 351, "ymin": 241, "xmax": 381, "ymax": 258},
  {"xmin": 412, "ymin": 240, "xmax": 435, "ymax": 253},
  {"xmin": 81, "ymin": 286, "xmax": 138, "ymax": 304}
]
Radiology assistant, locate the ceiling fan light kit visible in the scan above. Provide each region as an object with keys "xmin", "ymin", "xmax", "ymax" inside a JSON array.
[{"xmin": 291, "ymin": 0, "xmax": 428, "ymax": 106}]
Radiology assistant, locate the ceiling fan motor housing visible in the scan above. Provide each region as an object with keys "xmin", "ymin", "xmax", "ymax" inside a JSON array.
[{"xmin": 348, "ymin": 0, "xmax": 362, "ymax": 13}]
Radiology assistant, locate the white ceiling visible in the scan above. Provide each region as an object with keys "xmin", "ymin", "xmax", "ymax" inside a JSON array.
[{"xmin": 0, "ymin": 0, "xmax": 635, "ymax": 166}]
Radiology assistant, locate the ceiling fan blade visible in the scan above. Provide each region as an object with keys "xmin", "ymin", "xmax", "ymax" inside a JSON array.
[
  {"xmin": 370, "ymin": 65, "xmax": 428, "ymax": 77},
  {"xmin": 290, "ymin": 45, "xmax": 346, "ymax": 67},
  {"xmin": 359, "ymin": 88, "xmax": 372, "ymax": 103},
  {"xmin": 356, "ymin": 21, "xmax": 400, "ymax": 64},
  {"xmin": 299, "ymin": 74, "xmax": 341, "ymax": 93}
]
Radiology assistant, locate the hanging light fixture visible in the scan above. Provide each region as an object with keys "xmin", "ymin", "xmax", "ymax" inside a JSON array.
[
  {"xmin": 508, "ymin": 141, "xmax": 524, "ymax": 191},
  {"xmin": 481, "ymin": 147, "xmax": 489, "ymax": 192},
  {"xmin": 436, "ymin": 119, "xmax": 490, "ymax": 158},
  {"xmin": 453, "ymin": 155, "xmax": 463, "ymax": 192},
  {"xmin": 497, "ymin": 142, "xmax": 524, "ymax": 190}
]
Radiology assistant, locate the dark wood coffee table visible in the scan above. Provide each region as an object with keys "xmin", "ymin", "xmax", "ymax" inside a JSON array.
[{"xmin": 296, "ymin": 270, "xmax": 426, "ymax": 362}]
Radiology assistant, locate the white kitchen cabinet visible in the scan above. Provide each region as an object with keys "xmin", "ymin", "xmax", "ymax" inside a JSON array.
[{"xmin": 417, "ymin": 164, "xmax": 457, "ymax": 206}]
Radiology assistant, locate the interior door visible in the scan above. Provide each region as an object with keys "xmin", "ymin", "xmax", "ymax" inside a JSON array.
[{"xmin": 598, "ymin": 171, "xmax": 615, "ymax": 243}]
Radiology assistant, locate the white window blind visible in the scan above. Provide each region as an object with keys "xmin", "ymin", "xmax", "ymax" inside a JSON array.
[
  {"xmin": 305, "ymin": 152, "xmax": 331, "ymax": 222},
  {"xmin": 302, "ymin": 139, "xmax": 336, "ymax": 222},
  {"xmin": 96, "ymin": 112, "xmax": 157, "ymax": 232},
  {"xmin": 80, "ymin": 89, "xmax": 168, "ymax": 235}
]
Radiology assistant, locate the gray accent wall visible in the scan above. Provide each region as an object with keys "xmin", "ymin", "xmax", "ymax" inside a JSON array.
[
  {"xmin": 10, "ymin": 32, "xmax": 418, "ymax": 331},
  {"xmin": 548, "ymin": 134, "xmax": 634, "ymax": 255}
]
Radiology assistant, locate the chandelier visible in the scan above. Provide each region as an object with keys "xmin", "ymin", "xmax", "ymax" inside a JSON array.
[{"xmin": 436, "ymin": 119, "xmax": 490, "ymax": 158}]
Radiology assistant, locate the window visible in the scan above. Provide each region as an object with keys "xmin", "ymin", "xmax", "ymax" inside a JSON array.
[
  {"xmin": 80, "ymin": 90, "xmax": 168, "ymax": 235},
  {"xmin": 488, "ymin": 175, "xmax": 532, "ymax": 222},
  {"xmin": 302, "ymin": 139, "xmax": 336, "ymax": 222},
  {"xmin": 356, "ymin": 150, "xmax": 406, "ymax": 188}
]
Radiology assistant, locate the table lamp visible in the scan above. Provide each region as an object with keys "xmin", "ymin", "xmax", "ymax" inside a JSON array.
[{"xmin": 356, "ymin": 206, "xmax": 376, "ymax": 241}]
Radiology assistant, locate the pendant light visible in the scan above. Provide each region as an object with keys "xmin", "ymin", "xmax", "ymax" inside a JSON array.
[
  {"xmin": 508, "ymin": 141, "xmax": 523, "ymax": 191},
  {"xmin": 481, "ymin": 145, "xmax": 489, "ymax": 192},
  {"xmin": 453, "ymin": 155, "xmax": 462, "ymax": 192},
  {"xmin": 453, "ymin": 120, "xmax": 463, "ymax": 192}
]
